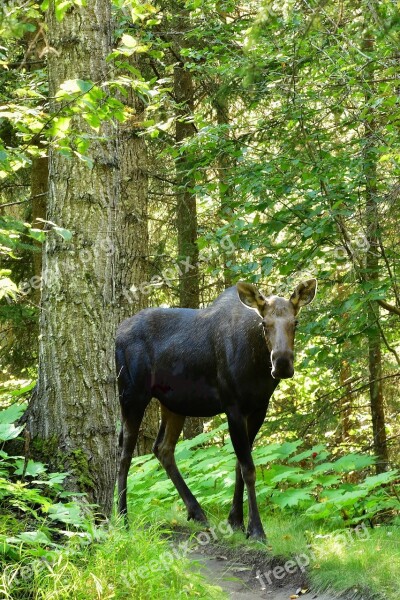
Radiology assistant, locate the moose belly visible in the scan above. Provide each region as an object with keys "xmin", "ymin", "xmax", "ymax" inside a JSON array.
[{"xmin": 151, "ymin": 371, "xmax": 221, "ymax": 417}]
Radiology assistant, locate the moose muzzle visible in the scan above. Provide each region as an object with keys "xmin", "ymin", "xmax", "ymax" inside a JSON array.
[{"xmin": 270, "ymin": 351, "xmax": 294, "ymax": 379}]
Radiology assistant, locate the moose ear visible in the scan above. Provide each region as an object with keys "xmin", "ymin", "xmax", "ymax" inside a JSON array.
[
  {"xmin": 290, "ymin": 279, "xmax": 317, "ymax": 314},
  {"xmin": 236, "ymin": 282, "xmax": 267, "ymax": 317}
]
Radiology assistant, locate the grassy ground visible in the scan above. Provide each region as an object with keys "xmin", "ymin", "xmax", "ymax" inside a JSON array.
[
  {"xmin": 2, "ymin": 489, "xmax": 398, "ymax": 599},
  {"xmin": 128, "ymin": 499, "xmax": 400, "ymax": 599},
  {"xmin": 2, "ymin": 401, "xmax": 398, "ymax": 600},
  {"xmin": 1, "ymin": 517, "xmax": 227, "ymax": 600}
]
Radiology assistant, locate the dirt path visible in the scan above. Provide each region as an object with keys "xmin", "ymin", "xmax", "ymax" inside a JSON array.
[{"xmin": 189, "ymin": 546, "xmax": 342, "ymax": 600}]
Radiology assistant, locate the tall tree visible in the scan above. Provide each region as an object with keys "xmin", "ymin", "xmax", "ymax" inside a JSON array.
[
  {"xmin": 174, "ymin": 6, "xmax": 203, "ymax": 439},
  {"xmin": 174, "ymin": 20, "xmax": 199, "ymax": 309},
  {"xmin": 25, "ymin": 0, "xmax": 119, "ymax": 515},
  {"xmin": 362, "ymin": 23, "xmax": 388, "ymax": 473},
  {"xmin": 215, "ymin": 92, "xmax": 235, "ymax": 288},
  {"xmin": 116, "ymin": 56, "xmax": 159, "ymax": 455}
]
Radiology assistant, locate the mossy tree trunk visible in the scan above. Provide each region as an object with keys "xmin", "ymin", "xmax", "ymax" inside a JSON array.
[{"xmin": 26, "ymin": 0, "xmax": 119, "ymax": 516}]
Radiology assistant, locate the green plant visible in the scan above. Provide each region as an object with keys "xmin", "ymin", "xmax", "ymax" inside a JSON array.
[
  {"xmin": 0, "ymin": 401, "xmax": 96, "ymax": 563},
  {"xmin": 126, "ymin": 423, "xmax": 399, "ymax": 528},
  {"xmin": 0, "ymin": 401, "xmax": 226, "ymax": 599}
]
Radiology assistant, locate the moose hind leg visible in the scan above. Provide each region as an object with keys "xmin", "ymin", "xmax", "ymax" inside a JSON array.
[
  {"xmin": 118, "ymin": 403, "xmax": 147, "ymax": 521},
  {"xmin": 155, "ymin": 406, "xmax": 207, "ymax": 524}
]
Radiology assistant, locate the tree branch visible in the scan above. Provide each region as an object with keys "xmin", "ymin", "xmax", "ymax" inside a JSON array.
[{"xmin": 377, "ymin": 299, "xmax": 400, "ymax": 317}]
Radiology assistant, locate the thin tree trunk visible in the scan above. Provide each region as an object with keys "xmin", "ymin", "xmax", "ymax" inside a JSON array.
[
  {"xmin": 339, "ymin": 359, "xmax": 352, "ymax": 442},
  {"xmin": 363, "ymin": 27, "xmax": 389, "ymax": 473},
  {"xmin": 215, "ymin": 95, "xmax": 234, "ymax": 288},
  {"xmin": 174, "ymin": 9, "xmax": 203, "ymax": 439},
  {"xmin": 336, "ymin": 283, "xmax": 352, "ymax": 443},
  {"xmin": 30, "ymin": 155, "xmax": 47, "ymax": 304},
  {"xmin": 175, "ymin": 59, "xmax": 199, "ymax": 308},
  {"xmin": 116, "ymin": 60, "xmax": 159, "ymax": 455},
  {"xmin": 26, "ymin": 0, "xmax": 119, "ymax": 516}
]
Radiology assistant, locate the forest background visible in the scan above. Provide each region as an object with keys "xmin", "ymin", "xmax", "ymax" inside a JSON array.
[{"xmin": 0, "ymin": 0, "xmax": 399, "ymax": 598}]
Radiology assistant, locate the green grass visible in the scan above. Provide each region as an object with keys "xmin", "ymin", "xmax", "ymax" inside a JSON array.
[
  {"xmin": 2, "ymin": 405, "xmax": 398, "ymax": 600},
  {"xmin": 1, "ymin": 518, "xmax": 227, "ymax": 599},
  {"xmin": 125, "ymin": 490, "xmax": 400, "ymax": 599},
  {"xmin": 310, "ymin": 523, "xmax": 400, "ymax": 598},
  {"xmin": 123, "ymin": 427, "xmax": 399, "ymax": 599}
]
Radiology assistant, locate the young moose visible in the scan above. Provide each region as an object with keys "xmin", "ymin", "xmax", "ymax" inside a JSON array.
[{"xmin": 116, "ymin": 279, "xmax": 317, "ymax": 540}]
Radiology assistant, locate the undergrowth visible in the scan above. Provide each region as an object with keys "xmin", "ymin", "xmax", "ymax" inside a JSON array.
[
  {"xmin": 2, "ymin": 396, "xmax": 399, "ymax": 599},
  {"xmin": 125, "ymin": 422, "xmax": 400, "ymax": 599},
  {"xmin": 127, "ymin": 422, "xmax": 399, "ymax": 527},
  {"xmin": 0, "ymin": 397, "xmax": 226, "ymax": 599}
]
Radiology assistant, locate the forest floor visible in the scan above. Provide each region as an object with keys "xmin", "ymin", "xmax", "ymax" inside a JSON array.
[
  {"xmin": 189, "ymin": 546, "xmax": 345, "ymax": 600},
  {"xmin": 170, "ymin": 528, "xmax": 356, "ymax": 600}
]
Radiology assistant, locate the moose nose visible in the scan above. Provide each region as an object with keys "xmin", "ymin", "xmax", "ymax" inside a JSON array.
[{"xmin": 271, "ymin": 352, "xmax": 294, "ymax": 380}]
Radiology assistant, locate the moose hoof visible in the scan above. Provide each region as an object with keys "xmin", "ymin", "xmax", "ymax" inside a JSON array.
[
  {"xmin": 246, "ymin": 528, "xmax": 267, "ymax": 543},
  {"xmin": 187, "ymin": 508, "xmax": 208, "ymax": 524},
  {"xmin": 228, "ymin": 516, "xmax": 245, "ymax": 532}
]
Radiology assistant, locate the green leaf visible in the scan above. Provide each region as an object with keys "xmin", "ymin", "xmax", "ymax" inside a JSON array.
[
  {"xmin": 272, "ymin": 487, "xmax": 313, "ymax": 508},
  {"xmin": 332, "ymin": 454, "xmax": 375, "ymax": 472},
  {"xmin": 48, "ymin": 502, "xmax": 84, "ymax": 525},
  {"xmin": 0, "ymin": 423, "xmax": 24, "ymax": 441},
  {"xmin": 0, "ymin": 403, "xmax": 25, "ymax": 424},
  {"xmin": 16, "ymin": 530, "xmax": 53, "ymax": 545},
  {"xmin": 288, "ymin": 444, "xmax": 327, "ymax": 463},
  {"xmin": 361, "ymin": 471, "xmax": 399, "ymax": 490},
  {"xmin": 29, "ymin": 229, "xmax": 46, "ymax": 242},
  {"xmin": 0, "ymin": 277, "xmax": 18, "ymax": 300},
  {"xmin": 58, "ymin": 79, "xmax": 93, "ymax": 95},
  {"xmin": 55, "ymin": 0, "xmax": 72, "ymax": 22},
  {"xmin": 14, "ymin": 459, "xmax": 47, "ymax": 477},
  {"xmin": 11, "ymin": 382, "xmax": 35, "ymax": 397},
  {"xmin": 53, "ymin": 227, "xmax": 73, "ymax": 241}
]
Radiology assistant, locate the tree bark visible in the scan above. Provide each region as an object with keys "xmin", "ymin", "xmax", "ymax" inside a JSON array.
[
  {"xmin": 175, "ymin": 59, "xmax": 199, "ymax": 309},
  {"xmin": 363, "ymin": 27, "xmax": 389, "ymax": 473},
  {"xmin": 174, "ymin": 9, "xmax": 203, "ymax": 439},
  {"xmin": 215, "ymin": 95, "xmax": 235, "ymax": 288},
  {"xmin": 30, "ymin": 155, "xmax": 47, "ymax": 304},
  {"xmin": 116, "ymin": 60, "xmax": 159, "ymax": 455},
  {"xmin": 26, "ymin": 0, "xmax": 119, "ymax": 516}
]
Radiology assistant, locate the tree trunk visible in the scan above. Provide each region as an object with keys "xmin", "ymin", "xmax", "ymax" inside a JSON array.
[
  {"xmin": 215, "ymin": 95, "xmax": 235, "ymax": 288},
  {"xmin": 24, "ymin": 19, "xmax": 48, "ymax": 304},
  {"xmin": 363, "ymin": 28, "xmax": 389, "ymax": 473},
  {"xmin": 174, "ymin": 10, "xmax": 203, "ymax": 439},
  {"xmin": 175, "ymin": 59, "xmax": 199, "ymax": 309},
  {"xmin": 26, "ymin": 0, "xmax": 119, "ymax": 516},
  {"xmin": 116, "ymin": 60, "xmax": 159, "ymax": 455},
  {"xmin": 30, "ymin": 155, "xmax": 47, "ymax": 304},
  {"xmin": 336, "ymin": 282, "xmax": 352, "ymax": 443}
]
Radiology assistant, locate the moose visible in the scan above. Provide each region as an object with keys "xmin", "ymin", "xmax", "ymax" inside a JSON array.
[{"xmin": 116, "ymin": 279, "xmax": 317, "ymax": 540}]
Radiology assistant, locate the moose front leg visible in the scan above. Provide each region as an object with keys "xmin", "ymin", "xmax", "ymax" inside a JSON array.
[
  {"xmin": 227, "ymin": 407, "xmax": 266, "ymax": 541},
  {"xmin": 228, "ymin": 407, "xmax": 267, "ymax": 532},
  {"xmin": 228, "ymin": 460, "xmax": 245, "ymax": 531}
]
